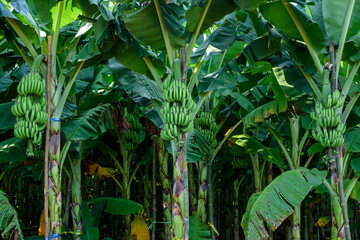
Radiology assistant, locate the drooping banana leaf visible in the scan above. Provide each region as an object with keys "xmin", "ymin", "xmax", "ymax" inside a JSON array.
[
  {"xmin": 89, "ymin": 197, "xmax": 143, "ymax": 215},
  {"xmin": 107, "ymin": 59, "xmax": 163, "ymax": 102},
  {"xmin": 261, "ymin": 1, "xmax": 326, "ymax": 53},
  {"xmin": 322, "ymin": 0, "xmax": 360, "ymax": 43},
  {"xmin": 0, "ymin": 190, "xmax": 23, "ymax": 239},
  {"xmin": 242, "ymin": 72, "xmax": 288, "ymax": 128},
  {"xmin": 232, "ymin": 134, "xmax": 287, "ymax": 169},
  {"xmin": 62, "ymin": 105, "xmax": 106, "ymax": 141},
  {"xmin": 241, "ymin": 169, "xmax": 325, "ymax": 239},
  {"xmin": 233, "ymin": 0, "xmax": 264, "ymax": 10},
  {"xmin": 122, "ymin": 2, "xmax": 185, "ymax": 50}
]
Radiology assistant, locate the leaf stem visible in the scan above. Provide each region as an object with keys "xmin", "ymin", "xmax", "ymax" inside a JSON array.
[
  {"xmin": 297, "ymin": 64, "xmax": 322, "ymax": 99},
  {"xmin": 342, "ymin": 61, "xmax": 360, "ymax": 99},
  {"xmin": 209, "ymin": 119, "xmax": 242, "ymax": 163},
  {"xmin": 269, "ymin": 128, "xmax": 295, "ymax": 170},
  {"xmin": 335, "ymin": 0, "xmax": 356, "ymax": 84},
  {"xmin": 153, "ymin": 0, "xmax": 173, "ymax": 67},
  {"xmin": 52, "ymin": 62, "xmax": 85, "ymax": 118},
  {"xmin": 185, "ymin": 0, "xmax": 212, "ymax": 69},
  {"xmin": 341, "ymin": 92, "xmax": 360, "ymax": 122},
  {"xmin": 143, "ymin": 56, "xmax": 162, "ymax": 88}
]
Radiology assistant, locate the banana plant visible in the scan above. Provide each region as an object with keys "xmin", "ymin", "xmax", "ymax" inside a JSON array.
[
  {"xmin": 255, "ymin": 1, "xmax": 360, "ymax": 239},
  {"xmin": 99, "ymin": 104, "xmax": 145, "ymax": 239},
  {"xmin": 0, "ymin": 1, "xmax": 100, "ymax": 237}
]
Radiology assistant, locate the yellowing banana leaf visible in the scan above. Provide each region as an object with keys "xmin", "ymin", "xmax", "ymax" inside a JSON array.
[
  {"xmin": 38, "ymin": 209, "xmax": 44, "ymax": 236},
  {"xmin": 131, "ymin": 216, "xmax": 150, "ymax": 240},
  {"xmin": 85, "ymin": 161, "xmax": 116, "ymax": 179},
  {"xmin": 315, "ymin": 216, "xmax": 331, "ymax": 227}
]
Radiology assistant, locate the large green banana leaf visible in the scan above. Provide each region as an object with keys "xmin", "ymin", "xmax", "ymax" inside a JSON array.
[
  {"xmin": 62, "ymin": 105, "xmax": 105, "ymax": 141},
  {"xmin": 81, "ymin": 201, "xmax": 99, "ymax": 240},
  {"xmin": 241, "ymin": 169, "xmax": 325, "ymax": 239},
  {"xmin": 89, "ymin": 197, "xmax": 143, "ymax": 215},
  {"xmin": 107, "ymin": 59, "xmax": 163, "ymax": 102},
  {"xmin": 323, "ymin": 0, "xmax": 360, "ymax": 42},
  {"xmin": 122, "ymin": 2, "xmax": 185, "ymax": 50},
  {"xmin": 344, "ymin": 128, "xmax": 360, "ymax": 152},
  {"xmin": 233, "ymin": 0, "xmax": 264, "ymax": 10},
  {"xmin": 261, "ymin": 1, "xmax": 326, "ymax": 53},
  {"xmin": 242, "ymin": 72, "xmax": 288, "ymax": 127}
]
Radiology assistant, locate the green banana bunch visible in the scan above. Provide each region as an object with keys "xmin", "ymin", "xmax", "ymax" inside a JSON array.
[
  {"xmin": 229, "ymin": 145, "xmax": 243, "ymax": 157},
  {"xmin": 310, "ymin": 101, "xmax": 341, "ymax": 128},
  {"xmin": 232, "ymin": 157, "xmax": 248, "ymax": 169},
  {"xmin": 11, "ymin": 62, "xmax": 47, "ymax": 156},
  {"xmin": 160, "ymin": 59, "xmax": 196, "ymax": 141},
  {"xmin": 123, "ymin": 114, "xmax": 143, "ymax": 152},
  {"xmin": 196, "ymin": 111, "xmax": 217, "ymax": 149},
  {"xmin": 311, "ymin": 68, "xmax": 346, "ymax": 148}
]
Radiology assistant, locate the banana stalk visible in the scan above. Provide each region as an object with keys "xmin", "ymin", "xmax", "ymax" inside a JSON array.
[
  {"xmin": 171, "ymin": 136, "xmax": 189, "ymax": 239},
  {"xmin": 71, "ymin": 158, "xmax": 82, "ymax": 240},
  {"xmin": 196, "ymin": 162, "xmax": 207, "ymax": 222},
  {"xmin": 158, "ymin": 142, "xmax": 171, "ymax": 239},
  {"xmin": 48, "ymin": 121, "xmax": 62, "ymax": 238}
]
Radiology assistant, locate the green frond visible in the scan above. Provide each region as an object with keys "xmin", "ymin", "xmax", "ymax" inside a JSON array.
[{"xmin": 0, "ymin": 190, "xmax": 23, "ymax": 240}]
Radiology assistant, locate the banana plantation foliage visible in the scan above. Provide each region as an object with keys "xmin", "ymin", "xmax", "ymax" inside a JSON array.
[{"xmin": 2, "ymin": 0, "xmax": 360, "ymax": 239}]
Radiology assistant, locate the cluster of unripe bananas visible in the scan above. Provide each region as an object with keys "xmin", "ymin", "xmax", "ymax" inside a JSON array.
[
  {"xmin": 229, "ymin": 145, "xmax": 247, "ymax": 169},
  {"xmin": 160, "ymin": 59, "xmax": 196, "ymax": 141},
  {"xmin": 123, "ymin": 114, "xmax": 143, "ymax": 152},
  {"xmin": 311, "ymin": 69, "xmax": 346, "ymax": 148},
  {"xmin": 11, "ymin": 70, "xmax": 47, "ymax": 149},
  {"xmin": 311, "ymin": 100, "xmax": 345, "ymax": 148},
  {"xmin": 196, "ymin": 111, "xmax": 217, "ymax": 149}
]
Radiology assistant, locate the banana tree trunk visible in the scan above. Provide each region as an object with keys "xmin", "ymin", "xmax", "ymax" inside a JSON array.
[
  {"xmin": 207, "ymin": 161, "xmax": 215, "ymax": 240},
  {"xmin": 233, "ymin": 180, "xmax": 240, "ymax": 240},
  {"xmin": 171, "ymin": 135, "xmax": 189, "ymax": 240},
  {"xmin": 48, "ymin": 121, "xmax": 62, "ymax": 239},
  {"xmin": 331, "ymin": 195, "xmax": 344, "ymax": 240},
  {"xmin": 71, "ymin": 158, "xmax": 82, "ymax": 240},
  {"xmin": 158, "ymin": 143, "xmax": 171, "ymax": 239},
  {"xmin": 122, "ymin": 152, "xmax": 131, "ymax": 239},
  {"xmin": 151, "ymin": 142, "xmax": 157, "ymax": 240},
  {"xmin": 330, "ymin": 147, "xmax": 349, "ymax": 240},
  {"xmin": 197, "ymin": 162, "xmax": 207, "ymax": 222},
  {"xmin": 292, "ymin": 205, "xmax": 301, "ymax": 240}
]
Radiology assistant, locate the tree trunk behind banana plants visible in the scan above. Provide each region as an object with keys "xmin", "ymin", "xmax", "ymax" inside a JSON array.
[
  {"xmin": 71, "ymin": 158, "xmax": 82, "ymax": 240},
  {"xmin": 188, "ymin": 164, "xmax": 197, "ymax": 215},
  {"xmin": 197, "ymin": 162, "xmax": 207, "ymax": 222},
  {"xmin": 48, "ymin": 122, "xmax": 62, "ymax": 239},
  {"xmin": 151, "ymin": 142, "xmax": 157, "ymax": 240},
  {"xmin": 233, "ymin": 179, "xmax": 240, "ymax": 240},
  {"xmin": 158, "ymin": 141, "xmax": 171, "ymax": 239},
  {"xmin": 122, "ymin": 152, "xmax": 131, "ymax": 239}
]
